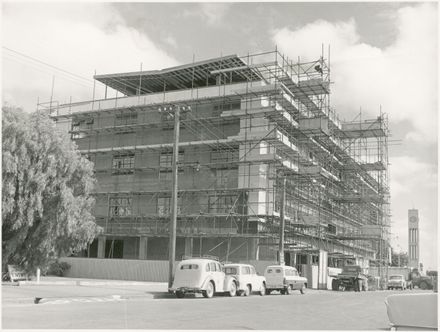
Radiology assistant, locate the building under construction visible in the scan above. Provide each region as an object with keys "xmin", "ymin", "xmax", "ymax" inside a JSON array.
[{"xmin": 47, "ymin": 49, "xmax": 390, "ymax": 283}]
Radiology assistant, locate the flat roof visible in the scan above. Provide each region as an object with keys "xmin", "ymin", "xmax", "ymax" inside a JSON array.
[{"xmin": 94, "ymin": 54, "xmax": 262, "ymax": 96}]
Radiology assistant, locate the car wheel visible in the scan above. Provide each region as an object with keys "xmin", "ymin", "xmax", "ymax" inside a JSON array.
[
  {"xmin": 175, "ymin": 291, "xmax": 185, "ymax": 298},
  {"xmin": 265, "ymin": 288, "xmax": 271, "ymax": 295},
  {"xmin": 228, "ymin": 281, "xmax": 237, "ymax": 297},
  {"xmin": 420, "ymin": 281, "xmax": 428, "ymax": 290},
  {"xmin": 259, "ymin": 283, "xmax": 266, "ymax": 296},
  {"xmin": 202, "ymin": 281, "xmax": 215, "ymax": 298},
  {"xmin": 300, "ymin": 283, "xmax": 306, "ymax": 294},
  {"xmin": 285, "ymin": 285, "xmax": 292, "ymax": 295},
  {"xmin": 243, "ymin": 284, "xmax": 251, "ymax": 296}
]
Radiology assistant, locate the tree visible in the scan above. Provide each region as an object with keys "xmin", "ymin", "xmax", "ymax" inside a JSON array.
[
  {"xmin": 2, "ymin": 106, "xmax": 100, "ymax": 273},
  {"xmin": 391, "ymin": 251, "xmax": 409, "ymax": 267}
]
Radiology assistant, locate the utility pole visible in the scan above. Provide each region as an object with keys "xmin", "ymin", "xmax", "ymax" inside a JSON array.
[
  {"xmin": 168, "ymin": 105, "xmax": 180, "ymax": 290},
  {"xmin": 279, "ymin": 175, "xmax": 286, "ymax": 265}
]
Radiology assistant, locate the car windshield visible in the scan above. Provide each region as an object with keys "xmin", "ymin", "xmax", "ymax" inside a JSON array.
[
  {"xmin": 389, "ymin": 276, "xmax": 402, "ymax": 280},
  {"xmin": 180, "ymin": 264, "xmax": 199, "ymax": 270},
  {"xmin": 224, "ymin": 267, "xmax": 237, "ymax": 275}
]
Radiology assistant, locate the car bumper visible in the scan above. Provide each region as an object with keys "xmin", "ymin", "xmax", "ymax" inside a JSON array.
[
  {"xmin": 266, "ymin": 284, "xmax": 286, "ymax": 289},
  {"xmin": 388, "ymin": 283, "xmax": 404, "ymax": 287},
  {"xmin": 169, "ymin": 287, "xmax": 203, "ymax": 294}
]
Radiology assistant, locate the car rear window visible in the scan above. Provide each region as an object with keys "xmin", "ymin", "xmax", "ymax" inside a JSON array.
[
  {"xmin": 224, "ymin": 267, "xmax": 237, "ymax": 275},
  {"xmin": 267, "ymin": 269, "xmax": 273, "ymax": 273},
  {"xmin": 241, "ymin": 266, "xmax": 251, "ymax": 275},
  {"xmin": 180, "ymin": 264, "xmax": 198, "ymax": 270},
  {"xmin": 275, "ymin": 269, "xmax": 282, "ymax": 273}
]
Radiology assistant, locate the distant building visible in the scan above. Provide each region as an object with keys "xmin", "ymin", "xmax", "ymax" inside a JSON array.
[{"xmin": 408, "ymin": 209, "xmax": 420, "ymax": 269}]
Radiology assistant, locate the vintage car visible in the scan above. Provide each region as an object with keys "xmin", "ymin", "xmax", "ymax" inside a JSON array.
[
  {"xmin": 169, "ymin": 258, "xmax": 238, "ymax": 298},
  {"xmin": 223, "ymin": 263, "xmax": 266, "ymax": 296},
  {"xmin": 264, "ymin": 265, "xmax": 307, "ymax": 295},
  {"xmin": 388, "ymin": 275, "xmax": 408, "ymax": 290}
]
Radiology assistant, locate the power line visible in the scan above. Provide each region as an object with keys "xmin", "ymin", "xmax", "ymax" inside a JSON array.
[
  {"xmin": 3, "ymin": 53, "xmax": 96, "ymax": 90},
  {"xmin": 3, "ymin": 46, "xmax": 159, "ymax": 99},
  {"xmin": 3, "ymin": 46, "xmax": 96, "ymax": 83}
]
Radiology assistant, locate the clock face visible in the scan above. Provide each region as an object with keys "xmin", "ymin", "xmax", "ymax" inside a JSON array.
[{"xmin": 410, "ymin": 216, "xmax": 418, "ymax": 223}]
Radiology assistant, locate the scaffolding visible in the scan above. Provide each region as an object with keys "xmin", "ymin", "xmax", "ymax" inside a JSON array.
[{"xmin": 43, "ymin": 48, "xmax": 390, "ymax": 267}]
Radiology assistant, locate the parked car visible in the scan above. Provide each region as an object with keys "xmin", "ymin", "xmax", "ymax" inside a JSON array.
[
  {"xmin": 169, "ymin": 258, "xmax": 238, "ymax": 298},
  {"xmin": 264, "ymin": 265, "xmax": 307, "ymax": 295},
  {"xmin": 388, "ymin": 275, "xmax": 408, "ymax": 290},
  {"xmin": 223, "ymin": 263, "xmax": 266, "ymax": 296}
]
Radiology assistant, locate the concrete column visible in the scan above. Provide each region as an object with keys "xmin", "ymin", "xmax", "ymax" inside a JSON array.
[
  {"xmin": 318, "ymin": 250, "xmax": 328, "ymax": 289},
  {"xmin": 139, "ymin": 236, "xmax": 148, "ymax": 260},
  {"xmin": 97, "ymin": 236, "xmax": 106, "ymax": 258},
  {"xmin": 248, "ymin": 238, "xmax": 259, "ymax": 261},
  {"xmin": 184, "ymin": 237, "xmax": 193, "ymax": 257},
  {"xmin": 291, "ymin": 252, "xmax": 297, "ymax": 266}
]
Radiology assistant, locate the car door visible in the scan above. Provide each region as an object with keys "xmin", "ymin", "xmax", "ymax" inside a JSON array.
[
  {"xmin": 214, "ymin": 262, "xmax": 225, "ymax": 292},
  {"xmin": 249, "ymin": 266, "xmax": 259, "ymax": 290},
  {"xmin": 208, "ymin": 262, "xmax": 219, "ymax": 291},
  {"xmin": 240, "ymin": 266, "xmax": 250, "ymax": 290},
  {"xmin": 292, "ymin": 268, "xmax": 301, "ymax": 289}
]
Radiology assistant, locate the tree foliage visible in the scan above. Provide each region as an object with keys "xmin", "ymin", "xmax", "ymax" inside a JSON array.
[
  {"xmin": 391, "ymin": 251, "xmax": 409, "ymax": 267},
  {"xmin": 2, "ymin": 106, "xmax": 100, "ymax": 273}
]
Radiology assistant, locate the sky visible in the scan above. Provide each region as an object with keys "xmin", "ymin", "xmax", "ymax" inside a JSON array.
[{"xmin": 2, "ymin": 1, "xmax": 438, "ymax": 271}]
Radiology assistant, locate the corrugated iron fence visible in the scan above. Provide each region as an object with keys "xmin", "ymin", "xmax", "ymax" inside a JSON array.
[{"xmin": 60, "ymin": 257, "xmax": 277, "ymax": 282}]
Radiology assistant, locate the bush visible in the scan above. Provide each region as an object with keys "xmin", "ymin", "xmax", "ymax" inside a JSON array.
[{"xmin": 47, "ymin": 261, "xmax": 71, "ymax": 276}]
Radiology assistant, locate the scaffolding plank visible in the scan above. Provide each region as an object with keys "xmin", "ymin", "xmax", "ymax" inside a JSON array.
[{"xmin": 340, "ymin": 120, "xmax": 386, "ymax": 138}]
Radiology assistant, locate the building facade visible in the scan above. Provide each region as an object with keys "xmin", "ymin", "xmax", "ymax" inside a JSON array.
[{"xmin": 47, "ymin": 50, "xmax": 390, "ymax": 273}]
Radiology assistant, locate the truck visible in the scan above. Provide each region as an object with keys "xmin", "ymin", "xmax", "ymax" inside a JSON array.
[
  {"xmin": 331, "ymin": 265, "xmax": 368, "ymax": 292},
  {"xmin": 410, "ymin": 269, "xmax": 436, "ymax": 290}
]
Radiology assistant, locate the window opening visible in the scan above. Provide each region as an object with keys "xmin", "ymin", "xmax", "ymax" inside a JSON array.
[
  {"xmin": 112, "ymin": 154, "xmax": 135, "ymax": 175},
  {"xmin": 109, "ymin": 197, "xmax": 132, "ymax": 217}
]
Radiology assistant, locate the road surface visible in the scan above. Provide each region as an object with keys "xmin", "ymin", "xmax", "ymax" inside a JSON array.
[{"xmin": 3, "ymin": 287, "xmax": 416, "ymax": 330}]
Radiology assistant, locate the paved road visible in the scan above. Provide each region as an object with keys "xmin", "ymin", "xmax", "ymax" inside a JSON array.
[{"xmin": 4, "ymin": 286, "xmax": 428, "ymax": 330}]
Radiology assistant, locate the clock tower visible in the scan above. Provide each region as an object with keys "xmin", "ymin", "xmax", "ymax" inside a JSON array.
[{"xmin": 408, "ymin": 209, "xmax": 419, "ymax": 269}]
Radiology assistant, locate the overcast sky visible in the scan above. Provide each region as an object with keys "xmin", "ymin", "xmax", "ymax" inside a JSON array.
[{"xmin": 2, "ymin": 1, "xmax": 438, "ymax": 270}]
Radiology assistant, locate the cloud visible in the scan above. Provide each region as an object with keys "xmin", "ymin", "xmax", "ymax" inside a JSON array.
[
  {"xmin": 272, "ymin": 3, "xmax": 437, "ymax": 143},
  {"xmin": 2, "ymin": 3, "xmax": 179, "ymax": 112},
  {"xmin": 390, "ymin": 156, "xmax": 437, "ymax": 196},
  {"xmin": 183, "ymin": 3, "xmax": 231, "ymax": 26},
  {"xmin": 163, "ymin": 35, "xmax": 178, "ymax": 49}
]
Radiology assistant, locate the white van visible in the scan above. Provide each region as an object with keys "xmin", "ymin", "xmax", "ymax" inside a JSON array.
[{"xmin": 264, "ymin": 265, "xmax": 307, "ymax": 295}]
